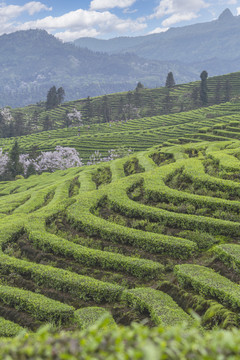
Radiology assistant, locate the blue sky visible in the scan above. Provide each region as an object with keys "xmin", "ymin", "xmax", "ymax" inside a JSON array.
[{"xmin": 0, "ymin": 0, "xmax": 239, "ymax": 41}]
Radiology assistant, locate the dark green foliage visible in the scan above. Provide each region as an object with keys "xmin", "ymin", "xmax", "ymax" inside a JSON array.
[
  {"xmin": 6, "ymin": 140, "xmax": 23, "ymax": 180},
  {"xmin": 165, "ymin": 72, "xmax": 175, "ymax": 88},
  {"xmin": 102, "ymin": 95, "xmax": 111, "ymax": 122},
  {"xmin": 43, "ymin": 115, "xmax": 52, "ymax": 131},
  {"xmin": 92, "ymin": 167, "xmax": 112, "ymax": 189},
  {"xmin": 57, "ymin": 87, "xmax": 65, "ymax": 105},
  {"xmin": 136, "ymin": 82, "xmax": 144, "ymax": 90},
  {"xmin": 200, "ymin": 70, "xmax": 208, "ymax": 106},
  {"xmin": 26, "ymin": 163, "xmax": 36, "ymax": 178},
  {"xmin": 224, "ymin": 79, "xmax": 231, "ymax": 102},
  {"xmin": 46, "ymin": 86, "xmax": 65, "ymax": 110},
  {"xmin": 83, "ymin": 96, "xmax": 93, "ymax": 122},
  {"xmin": 214, "ymin": 81, "xmax": 221, "ymax": 104},
  {"xmin": 124, "ymin": 157, "xmax": 145, "ymax": 176}
]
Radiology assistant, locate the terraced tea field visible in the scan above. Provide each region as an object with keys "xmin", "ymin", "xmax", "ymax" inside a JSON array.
[
  {"xmin": 1, "ymin": 139, "xmax": 240, "ymax": 335},
  {"xmin": 2, "ymin": 101, "xmax": 240, "ymax": 163},
  {"xmin": 9, "ymin": 70, "xmax": 240, "ymax": 134}
]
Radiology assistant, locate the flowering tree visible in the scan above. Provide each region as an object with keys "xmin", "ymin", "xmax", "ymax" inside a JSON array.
[
  {"xmin": 0, "ymin": 148, "xmax": 8, "ymax": 176},
  {"xmin": 87, "ymin": 146, "xmax": 133, "ymax": 165},
  {"xmin": 1, "ymin": 108, "xmax": 13, "ymax": 124},
  {"xmin": 19, "ymin": 146, "xmax": 83, "ymax": 176},
  {"xmin": 67, "ymin": 108, "xmax": 82, "ymax": 124}
]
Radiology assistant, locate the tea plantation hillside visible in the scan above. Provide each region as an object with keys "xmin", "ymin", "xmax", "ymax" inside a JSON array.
[
  {"xmin": 2, "ymin": 100, "xmax": 240, "ymax": 163},
  {"xmin": 1, "ymin": 139, "xmax": 240, "ymax": 335},
  {"xmin": 6, "ymin": 70, "xmax": 240, "ymax": 136}
]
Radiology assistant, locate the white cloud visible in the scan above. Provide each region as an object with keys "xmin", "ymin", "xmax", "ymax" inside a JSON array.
[
  {"xmin": 237, "ymin": 7, "xmax": 240, "ymax": 14},
  {"xmin": 90, "ymin": 0, "xmax": 136, "ymax": 10},
  {"xmin": 0, "ymin": 2, "xmax": 51, "ymax": 20},
  {"xmin": 55, "ymin": 29, "xmax": 100, "ymax": 42},
  {"xmin": 0, "ymin": 1, "xmax": 51, "ymax": 33},
  {"xmin": 150, "ymin": 0, "xmax": 209, "ymax": 26},
  {"xmin": 162, "ymin": 12, "xmax": 198, "ymax": 26},
  {"xmin": 16, "ymin": 8, "xmax": 146, "ymax": 41},
  {"xmin": 148, "ymin": 27, "xmax": 169, "ymax": 34}
]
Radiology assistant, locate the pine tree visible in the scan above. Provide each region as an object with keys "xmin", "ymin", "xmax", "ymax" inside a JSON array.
[
  {"xmin": 46, "ymin": 86, "xmax": 58, "ymax": 110},
  {"xmin": 43, "ymin": 115, "xmax": 52, "ymax": 131},
  {"xmin": 200, "ymin": 70, "xmax": 208, "ymax": 106},
  {"xmin": 26, "ymin": 163, "xmax": 36, "ymax": 178},
  {"xmin": 46, "ymin": 86, "xmax": 65, "ymax": 110},
  {"xmin": 165, "ymin": 72, "xmax": 175, "ymax": 88},
  {"xmin": 6, "ymin": 139, "xmax": 23, "ymax": 179},
  {"xmin": 102, "ymin": 95, "xmax": 111, "ymax": 122},
  {"xmin": 163, "ymin": 89, "xmax": 172, "ymax": 114},
  {"xmin": 14, "ymin": 111, "xmax": 25, "ymax": 136},
  {"xmin": 136, "ymin": 82, "xmax": 144, "ymax": 90},
  {"xmin": 57, "ymin": 87, "xmax": 65, "ymax": 105},
  {"xmin": 134, "ymin": 88, "xmax": 142, "ymax": 107},
  {"xmin": 224, "ymin": 80, "xmax": 231, "ymax": 102},
  {"xmin": 214, "ymin": 81, "xmax": 221, "ymax": 104},
  {"xmin": 83, "ymin": 96, "xmax": 93, "ymax": 122}
]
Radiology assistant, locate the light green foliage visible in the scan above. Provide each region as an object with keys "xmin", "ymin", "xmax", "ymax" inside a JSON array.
[
  {"xmin": 175, "ymin": 264, "xmax": 240, "ymax": 310},
  {"xmin": 2, "ymin": 320, "xmax": 240, "ymax": 359},
  {"xmin": 123, "ymin": 288, "xmax": 194, "ymax": 327},
  {"xmin": 74, "ymin": 307, "xmax": 116, "ymax": 329},
  {"xmin": 0, "ymin": 317, "xmax": 23, "ymax": 337}
]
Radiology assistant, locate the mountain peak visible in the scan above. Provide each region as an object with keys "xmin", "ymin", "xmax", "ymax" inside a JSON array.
[{"xmin": 218, "ymin": 8, "xmax": 234, "ymax": 21}]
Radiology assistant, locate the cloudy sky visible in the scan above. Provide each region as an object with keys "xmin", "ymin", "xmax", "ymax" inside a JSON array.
[{"xmin": 1, "ymin": 0, "xmax": 240, "ymax": 41}]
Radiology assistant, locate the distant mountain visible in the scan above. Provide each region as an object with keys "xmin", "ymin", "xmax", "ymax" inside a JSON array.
[
  {"xmin": 0, "ymin": 29, "xmax": 198, "ymax": 108},
  {"xmin": 74, "ymin": 9, "xmax": 240, "ymax": 73},
  {"xmin": 2, "ymin": 8, "xmax": 240, "ymax": 108}
]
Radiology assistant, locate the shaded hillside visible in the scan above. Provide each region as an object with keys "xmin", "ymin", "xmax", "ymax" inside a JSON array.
[{"xmin": 0, "ymin": 29, "xmax": 196, "ymax": 108}]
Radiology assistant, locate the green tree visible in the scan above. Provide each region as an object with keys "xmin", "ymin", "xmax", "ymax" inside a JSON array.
[
  {"xmin": 57, "ymin": 87, "xmax": 65, "ymax": 105},
  {"xmin": 136, "ymin": 82, "xmax": 144, "ymax": 90},
  {"xmin": 191, "ymin": 86, "xmax": 199, "ymax": 106},
  {"xmin": 134, "ymin": 88, "xmax": 142, "ymax": 107},
  {"xmin": 214, "ymin": 81, "xmax": 221, "ymax": 104},
  {"xmin": 224, "ymin": 80, "xmax": 231, "ymax": 102},
  {"xmin": 163, "ymin": 89, "xmax": 172, "ymax": 114},
  {"xmin": 165, "ymin": 72, "xmax": 175, "ymax": 88},
  {"xmin": 14, "ymin": 111, "xmax": 25, "ymax": 137},
  {"xmin": 46, "ymin": 86, "xmax": 65, "ymax": 110},
  {"xmin": 6, "ymin": 139, "xmax": 23, "ymax": 179},
  {"xmin": 83, "ymin": 96, "xmax": 93, "ymax": 123},
  {"xmin": 102, "ymin": 95, "xmax": 111, "ymax": 122},
  {"xmin": 43, "ymin": 115, "xmax": 52, "ymax": 131},
  {"xmin": 200, "ymin": 70, "xmax": 208, "ymax": 106},
  {"xmin": 46, "ymin": 86, "xmax": 58, "ymax": 110},
  {"xmin": 26, "ymin": 163, "xmax": 37, "ymax": 178}
]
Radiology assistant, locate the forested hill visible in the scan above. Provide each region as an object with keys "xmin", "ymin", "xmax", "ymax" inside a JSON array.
[{"xmin": 0, "ymin": 29, "xmax": 194, "ymax": 108}]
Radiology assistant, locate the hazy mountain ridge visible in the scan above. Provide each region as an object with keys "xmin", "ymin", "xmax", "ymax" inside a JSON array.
[
  {"xmin": 74, "ymin": 9, "xmax": 240, "ymax": 64},
  {"xmin": 0, "ymin": 29, "xmax": 196, "ymax": 108},
  {"xmin": 1, "ymin": 9, "xmax": 240, "ymax": 108}
]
